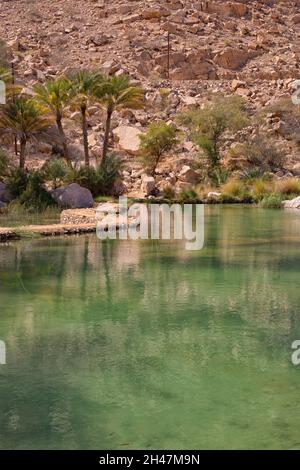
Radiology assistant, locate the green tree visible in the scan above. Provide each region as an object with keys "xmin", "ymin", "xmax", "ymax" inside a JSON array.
[
  {"xmin": 34, "ymin": 78, "xmax": 72, "ymax": 165},
  {"xmin": 178, "ymin": 95, "xmax": 249, "ymax": 173},
  {"xmin": 94, "ymin": 75, "xmax": 144, "ymax": 166},
  {"xmin": 69, "ymin": 71, "xmax": 104, "ymax": 167},
  {"xmin": 0, "ymin": 97, "xmax": 53, "ymax": 169},
  {"xmin": 139, "ymin": 121, "xmax": 179, "ymax": 175}
]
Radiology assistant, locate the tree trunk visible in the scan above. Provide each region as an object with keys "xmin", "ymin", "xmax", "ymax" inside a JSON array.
[
  {"xmin": 56, "ymin": 114, "xmax": 71, "ymax": 166},
  {"xmin": 19, "ymin": 136, "xmax": 26, "ymax": 169},
  {"xmin": 102, "ymin": 109, "xmax": 112, "ymax": 168},
  {"xmin": 81, "ymin": 105, "xmax": 89, "ymax": 167}
]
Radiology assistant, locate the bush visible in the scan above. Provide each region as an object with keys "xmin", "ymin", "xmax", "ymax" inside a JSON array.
[
  {"xmin": 275, "ymin": 177, "xmax": 300, "ymax": 196},
  {"xmin": 0, "ymin": 149, "xmax": 9, "ymax": 179},
  {"xmin": 177, "ymin": 188, "xmax": 198, "ymax": 202},
  {"xmin": 42, "ymin": 158, "xmax": 69, "ymax": 188},
  {"xmin": 18, "ymin": 170, "xmax": 54, "ymax": 211},
  {"xmin": 221, "ymin": 179, "xmax": 250, "ymax": 202},
  {"xmin": 162, "ymin": 185, "xmax": 176, "ymax": 200},
  {"xmin": 178, "ymin": 95, "xmax": 249, "ymax": 172},
  {"xmin": 210, "ymin": 168, "xmax": 230, "ymax": 186},
  {"xmin": 6, "ymin": 168, "xmax": 55, "ymax": 211},
  {"xmin": 243, "ymin": 136, "xmax": 285, "ymax": 171},
  {"xmin": 260, "ymin": 193, "xmax": 284, "ymax": 209},
  {"xmin": 250, "ymin": 178, "xmax": 274, "ymax": 201},
  {"xmin": 65, "ymin": 154, "xmax": 122, "ymax": 196},
  {"xmin": 139, "ymin": 121, "xmax": 179, "ymax": 175},
  {"xmin": 239, "ymin": 167, "xmax": 266, "ymax": 181},
  {"xmin": 6, "ymin": 168, "xmax": 29, "ymax": 199}
]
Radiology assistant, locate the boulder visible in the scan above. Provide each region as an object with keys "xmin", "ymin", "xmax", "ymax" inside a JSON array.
[
  {"xmin": 208, "ymin": 192, "xmax": 222, "ymax": 198},
  {"xmin": 177, "ymin": 166, "xmax": 200, "ymax": 184},
  {"xmin": 141, "ymin": 8, "xmax": 170, "ymax": 20},
  {"xmin": 214, "ymin": 48, "xmax": 255, "ymax": 70},
  {"xmin": 141, "ymin": 176, "xmax": 156, "ymax": 196},
  {"xmin": 202, "ymin": 1, "xmax": 248, "ymax": 17},
  {"xmin": 283, "ymin": 196, "xmax": 300, "ymax": 209},
  {"xmin": 292, "ymin": 14, "xmax": 300, "ymax": 24},
  {"xmin": 52, "ymin": 183, "xmax": 94, "ymax": 209},
  {"xmin": 0, "ymin": 182, "xmax": 12, "ymax": 203},
  {"xmin": 113, "ymin": 125, "xmax": 144, "ymax": 155}
]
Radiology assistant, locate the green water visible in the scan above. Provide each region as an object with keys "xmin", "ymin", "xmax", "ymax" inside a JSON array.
[
  {"xmin": 0, "ymin": 208, "xmax": 60, "ymax": 227},
  {"xmin": 0, "ymin": 206, "xmax": 300, "ymax": 450}
]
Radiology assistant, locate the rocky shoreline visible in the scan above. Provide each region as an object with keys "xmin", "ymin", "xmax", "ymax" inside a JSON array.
[{"xmin": 1, "ymin": 192, "xmax": 300, "ymax": 243}]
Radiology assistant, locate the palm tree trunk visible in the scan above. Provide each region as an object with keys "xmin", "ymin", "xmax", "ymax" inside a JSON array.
[
  {"xmin": 81, "ymin": 105, "xmax": 89, "ymax": 167},
  {"xmin": 102, "ymin": 108, "xmax": 112, "ymax": 167},
  {"xmin": 56, "ymin": 114, "xmax": 71, "ymax": 166},
  {"xmin": 19, "ymin": 136, "xmax": 26, "ymax": 169}
]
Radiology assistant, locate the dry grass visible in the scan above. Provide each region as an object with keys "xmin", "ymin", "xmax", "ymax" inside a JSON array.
[
  {"xmin": 275, "ymin": 177, "xmax": 300, "ymax": 196},
  {"xmin": 221, "ymin": 179, "xmax": 247, "ymax": 199},
  {"xmin": 250, "ymin": 178, "xmax": 274, "ymax": 200}
]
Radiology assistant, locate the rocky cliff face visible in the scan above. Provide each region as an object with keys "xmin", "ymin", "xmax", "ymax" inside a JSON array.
[{"xmin": 1, "ymin": 0, "xmax": 300, "ymax": 195}]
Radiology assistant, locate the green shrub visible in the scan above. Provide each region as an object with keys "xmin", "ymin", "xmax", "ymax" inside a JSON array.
[
  {"xmin": 65, "ymin": 154, "xmax": 122, "ymax": 196},
  {"xmin": 6, "ymin": 168, "xmax": 55, "ymax": 211},
  {"xmin": 210, "ymin": 168, "xmax": 230, "ymax": 186},
  {"xmin": 240, "ymin": 167, "xmax": 266, "ymax": 181},
  {"xmin": 243, "ymin": 136, "xmax": 285, "ymax": 171},
  {"xmin": 177, "ymin": 188, "xmax": 198, "ymax": 202},
  {"xmin": 0, "ymin": 149, "xmax": 9, "ymax": 179},
  {"xmin": 139, "ymin": 121, "xmax": 179, "ymax": 176},
  {"xmin": 6, "ymin": 168, "xmax": 28, "ymax": 199},
  {"xmin": 42, "ymin": 158, "xmax": 69, "ymax": 188},
  {"xmin": 250, "ymin": 178, "xmax": 274, "ymax": 202},
  {"xmin": 260, "ymin": 193, "xmax": 284, "ymax": 209},
  {"xmin": 162, "ymin": 185, "xmax": 176, "ymax": 200},
  {"xmin": 18, "ymin": 170, "xmax": 54, "ymax": 211},
  {"xmin": 178, "ymin": 95, "xmax": 249, "ymax": 172}
]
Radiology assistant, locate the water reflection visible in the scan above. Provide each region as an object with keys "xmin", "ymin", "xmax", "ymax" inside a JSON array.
[{"xmin": 0, "ymin": 206, "xmax": 300, "ymax": 449}]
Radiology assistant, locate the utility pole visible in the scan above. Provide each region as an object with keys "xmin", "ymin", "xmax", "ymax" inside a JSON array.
[
  {"xmin": 11, "ymin": 61, "xmax": 18, "ymax": 156},
  {"xmin": 167, "ymin": 32, "xmax": 170, "ymax": 80}
]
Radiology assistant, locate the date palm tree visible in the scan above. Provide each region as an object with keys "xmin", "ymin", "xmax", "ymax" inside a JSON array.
[
  {"xmin": 69, "ymin": 71, "xmax": 104, "ymax": 167},
  {"xmin": 94, "ymin": 75, "xmax": 144, "ymax": 166},
  {"xmin": 0, "ymin": 96, "xmax": 53, "ymax": 169},
  {"xmin": 34, "ymin": 78, "xmax": 72, "ymax": 165}
]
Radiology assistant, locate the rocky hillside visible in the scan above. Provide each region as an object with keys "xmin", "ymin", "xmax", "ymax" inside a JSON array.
[
  {"xmin": 1, "ymin": 0, "xmax": 300, "ymax": 195},
  {"xmin": 1, "ymin": 1, "xmax": 300, "ymax": 88}
]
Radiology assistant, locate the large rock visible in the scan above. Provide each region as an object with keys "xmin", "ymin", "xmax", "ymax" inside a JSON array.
[
  {"xmin": 177, "ymin": 166, "xmax": 200, "ymax": 184},
  {"xmin": 141, "ymin": 176, "xmax": 156, "ymax": 196},
  {"xmin": 113, "ymin": 125, "xmax": 144, "ymax": 155},
  {"xmin": 52, "ymin": 183, "xmax": 94, "ymax": 209},
  {"xmin": 141, "ymin": 7, "xmax": 170, "ymax": 20},
  {"xmin": 201, "ymin": 1, "xmax": 248, "ymax": 17},
  {"xmin": 156, "ymin": 50, "xmax": 216, "ymax": 80},
  {"xmin": 214, "ymin": 48, "xmax": 256, "ymax": 70},
  {"xmin": 0, "ymin": 182, "xmax": 12, "ymax": 203},
  {"xmin": 283, "ymin": 196, "xmax": 300, "ymax": 209},
  {"xmin": 170, "ymin": 61, "xmax": 216, "ymax": 80}
]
